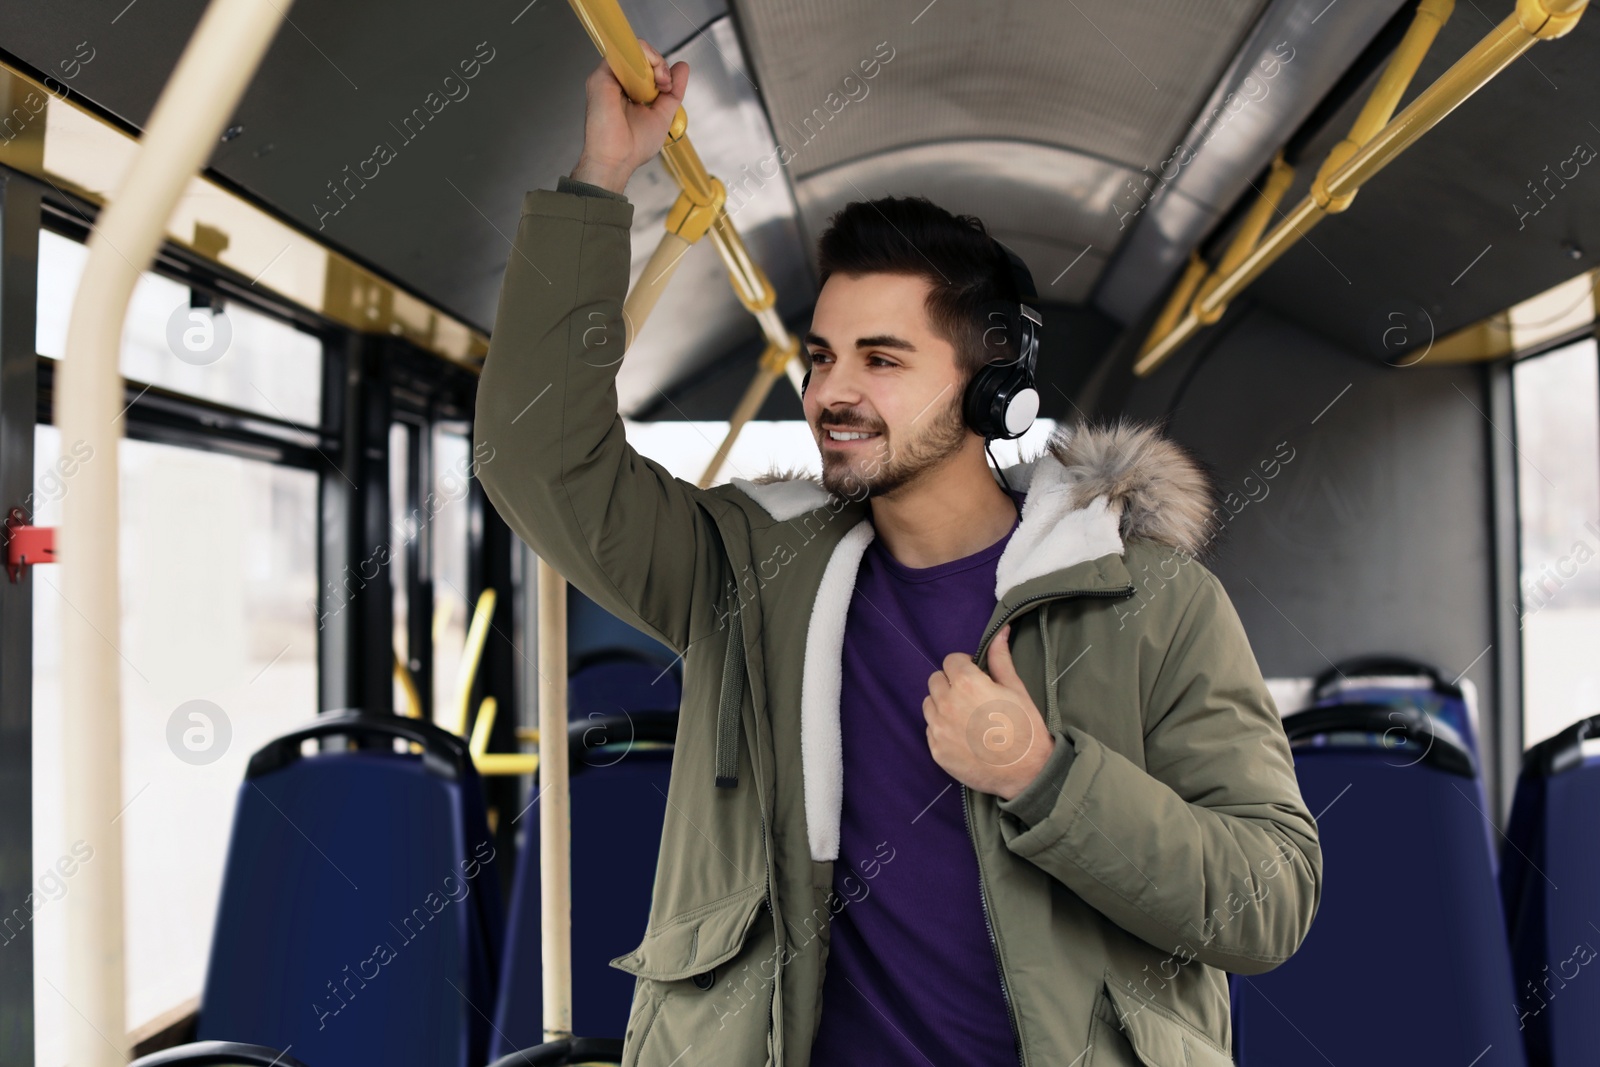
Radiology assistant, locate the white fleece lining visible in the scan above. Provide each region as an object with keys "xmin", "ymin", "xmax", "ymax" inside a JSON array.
[
  {"xmin": 994, "ymin": 459, "xmax": 1124, "ymax": 599},
  {"xmin": 800, "ymin": 518, "xmax": 875, "ymax": 861},
  {"xmin": 736, "ymin": 453, "xmax": 1125, "ymax": 864}
]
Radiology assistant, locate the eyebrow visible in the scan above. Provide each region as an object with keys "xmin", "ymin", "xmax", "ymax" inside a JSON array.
[{"xmin": 803, "ymin": 331, "xmax": 919, "ymax": 353}]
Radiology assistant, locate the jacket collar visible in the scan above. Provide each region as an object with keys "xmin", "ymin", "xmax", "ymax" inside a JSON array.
[{"xmin": 730, "ymin": 419, "xmax": 1216, "ymax": 862}]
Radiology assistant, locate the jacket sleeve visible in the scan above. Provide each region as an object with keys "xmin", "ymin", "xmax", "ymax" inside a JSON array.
[
  {"xmin": 472, "ymin": 186, "xmax": 729, "ymax": 653},
  {"xmin": 996, "ymin": 571, "xmax": 1323, "ymax": 975}
]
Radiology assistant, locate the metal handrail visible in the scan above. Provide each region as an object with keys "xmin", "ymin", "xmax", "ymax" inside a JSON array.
[
  {"xmin": 566, "ymin": 0, "xmax": 806, "ymax": 486},
  {"xmin": 1135, "ymin": 0, "xmax": 1588, "ymax": 376}
]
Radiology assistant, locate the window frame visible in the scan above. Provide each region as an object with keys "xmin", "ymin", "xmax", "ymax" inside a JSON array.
[{"xmin": 11, "ymin": 171, "xmax": 512, "ymax": 1059}]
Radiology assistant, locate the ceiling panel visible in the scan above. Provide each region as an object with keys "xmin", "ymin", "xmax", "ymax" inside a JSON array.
[
  {"xmin": 0, "ymin": 0, "xmax": 726, "ymax": 335},
  {"xmin": 728, "ymin": 0, "xmax": 1270, "ymax": 179},
  {"xmin": 1092, "ymin": 0, "xmax": 1409, "ymax": 322},
  {"xmin": 792, "ymin": 140, "xmax": 1123, "ymax": 302},
  {"xmin": 722, "ymin": 0, "xmax": 1273, "ymax": 321}
]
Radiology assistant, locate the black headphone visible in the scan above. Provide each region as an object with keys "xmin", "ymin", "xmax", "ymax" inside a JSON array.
[{"xmin": 801, "ymin": 237, "xmax": 1041, "ymax": 442}]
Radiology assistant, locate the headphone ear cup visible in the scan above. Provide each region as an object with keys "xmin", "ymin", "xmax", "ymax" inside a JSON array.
[
  {"xmin": 962, "ymin": 361, "xmax": 1005, "ymax": 440},
  {"xmin": 1003, "ymin": 386, "xmax": 1040, "ymax": 437}
]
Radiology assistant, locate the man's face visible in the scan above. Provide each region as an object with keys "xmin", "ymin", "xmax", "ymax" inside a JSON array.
[{"xmin": 803, "ymin": 272, "xmax": 974, "ymax": 498}]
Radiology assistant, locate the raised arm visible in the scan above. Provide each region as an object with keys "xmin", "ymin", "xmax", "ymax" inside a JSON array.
[{"xmin": 473, "ymin": 43, "xmax": 722, "ymax": 652}]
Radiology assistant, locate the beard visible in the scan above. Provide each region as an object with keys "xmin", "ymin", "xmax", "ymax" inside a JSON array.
[{"xmin": 817, "ymin": 390, "xmax": 970, "ymax": 499}]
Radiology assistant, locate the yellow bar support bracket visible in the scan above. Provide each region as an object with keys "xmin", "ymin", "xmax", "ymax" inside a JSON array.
[
  {"xmin": 1311, "ymin": 0, "xmax": 1456, "ymax": 214},
  {"xmin": 1134, "ymin": 0, "xmax": 1587, "ymax": 377}
]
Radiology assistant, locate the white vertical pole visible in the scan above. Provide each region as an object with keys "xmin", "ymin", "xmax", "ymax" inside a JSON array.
[
  {"xmin": 537, "ymin": 558, "xmax": 572, "ymax": 1041},
  {"xmin": 57, "ymin": 2, "xmax": 291, "ymax": 1062}
]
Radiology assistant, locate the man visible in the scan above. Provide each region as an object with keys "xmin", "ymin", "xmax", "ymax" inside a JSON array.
[{"xmin": 474, "ymin": 40, "xmax": 1322, "ymax": 1067}]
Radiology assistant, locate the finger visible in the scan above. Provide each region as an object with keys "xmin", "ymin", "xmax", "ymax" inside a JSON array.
[
  {"xmin": 943, "ymin": 651, "xmax": 975, "ymax": 678},
  {"xmin": 927, "ymin": 669, "xmax": 949, "ymax": 696},
  {"xmin": 641, "ymin": 39, "xmax": 672, "ymax": 91},
  {"xmin": 988, "ymin": 625, "xmax": 1025, "ymax": 690},
  {"xmin": 648, "ymin": 61, "xmax": 689, "ymax": 120},
  {"xmin": 922, "ymin": 695, "xmax": 935, "ymax": 723}
]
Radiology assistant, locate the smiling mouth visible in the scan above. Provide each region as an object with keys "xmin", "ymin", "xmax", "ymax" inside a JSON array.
[{"xmin": 825, "ymin": 429, "xmax": 881, "ymax": 442}]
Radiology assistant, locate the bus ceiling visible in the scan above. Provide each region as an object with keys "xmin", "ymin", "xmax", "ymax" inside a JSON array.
[{"xmin": 0, "ymin": 0, "xmax": 1594, "ymax": 408}]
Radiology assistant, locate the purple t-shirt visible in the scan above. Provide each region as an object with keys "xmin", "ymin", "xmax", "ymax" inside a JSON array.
[{"xmin": 808, "ymin": 504, "xmax": 1023, "ymax": 1067}]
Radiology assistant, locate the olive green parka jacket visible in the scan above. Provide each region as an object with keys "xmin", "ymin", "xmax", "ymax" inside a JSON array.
[{"xmin": 473, "ymin": 183, "xmax": 1323, "ymax": 1067}]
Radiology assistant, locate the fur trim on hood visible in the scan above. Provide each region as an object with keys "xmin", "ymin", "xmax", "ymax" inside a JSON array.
[
  {"xmin": 1036, "ymin": 418, "xmax": 1216, "ymax": 560},
  {"xmin": 734, "ymin": 418, "xmax": 1217, "ymax": 561}
]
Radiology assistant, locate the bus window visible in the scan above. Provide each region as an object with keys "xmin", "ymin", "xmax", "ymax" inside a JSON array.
[
  {"xmin": 1513, "ymin": 338, "xmax": 1600, "ymax": 749},
  {"xmin": 431, "ymin": 424, "xmax": 472, "ymax": 723},
  {"xmin": 391, "ymin": 420, "xmax": 416, "ymax": 717},
  {"xmin": 35, "ymin": 229, "xmax": 322, "ymax": 427},
  {"xmin": 30, "ymin": 426, "xmax": 319, "ymax": 1061}
]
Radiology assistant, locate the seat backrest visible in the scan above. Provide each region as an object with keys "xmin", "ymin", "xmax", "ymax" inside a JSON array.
[
  {"xmin": 1235, "ymin": 706, "xmax": 1525, "ymax": 1066},
  {"xmin": 130, "ymin": 1041, "xmax": 311, "ymax": 1067},
  {"xmin": 569, "ymin": 649, "xmax": 683, "ymax": 722},
  {"xmin": 1310, "ymin": 653, "xmax": 1479, "ymax": 758},
  {"xmin": 198, "ymin": 714, "xmax": 501, "ymax": 1067},
  {"xmin": 1502, "ymin": 716, "xmax": 1600, "ymax": 1065}
]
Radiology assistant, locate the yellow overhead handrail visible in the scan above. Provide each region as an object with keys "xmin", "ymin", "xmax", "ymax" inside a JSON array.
[
  {"xmin": 1135, "ymin": 0, "xmax": 1588, "ymax": 376},
  {"xmin": 696, "ymin": 337, "xmax": 801, "ymax": 488},
  {"xmin": 567, "ymin": 0, "xmax": 806, "ymax": 487}
]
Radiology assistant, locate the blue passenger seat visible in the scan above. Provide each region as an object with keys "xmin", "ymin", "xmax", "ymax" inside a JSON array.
[
  {"xmin": 196, "ymin": 712, "xmax": 503, "ymax": 1067},
  {"xmin": 1233, "ymin": 662, "xmax": 1525, "ymax": 1066},
  {"xmin": 488, "ymin": 649, "xmax": 680, "ymax": 1058},
  {"xmin": 1501, "ymin": 713, "xmax": 1600, "ymax": 1066}
]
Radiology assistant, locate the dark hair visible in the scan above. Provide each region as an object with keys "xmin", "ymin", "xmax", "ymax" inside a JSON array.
[{"xmin": 814, "ymin": 195, "xmax": 1017, "ymax": 378}]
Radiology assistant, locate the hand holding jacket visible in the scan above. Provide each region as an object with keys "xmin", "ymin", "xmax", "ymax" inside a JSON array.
[{"xmin": 924, "ymin": 624, "xmax": 1067, "ymax": 801}]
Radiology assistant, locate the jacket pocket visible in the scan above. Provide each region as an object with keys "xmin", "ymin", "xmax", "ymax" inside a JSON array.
[
  {"xmin": 609, "ymin": 883, "xmax": 768, "ymax": 980},
  {"xmin": 1093, "ymin": 972, "xmax": 1233, "ymax": 1067},
  {"xmin": 610, "ymin": 884, "xmax": 776, "ymax": 1067}
]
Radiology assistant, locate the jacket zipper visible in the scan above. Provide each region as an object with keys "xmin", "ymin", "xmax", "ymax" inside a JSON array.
[
  {"xmin": 760, "ymin": 799, "xmax": 782, "ymax": 1066},
  {"xmin": 962, "ymin": 779, "xmax": 1025, "ymax": 1067},
  {"xmin": 964, "ymin": 583, "xmax": 1136, "ymax": 1067},
  {"xmin": 976, "ymin": 586, "xmax": 1134, "ymax": 662}
]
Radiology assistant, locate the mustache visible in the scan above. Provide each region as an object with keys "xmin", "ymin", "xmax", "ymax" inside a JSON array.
[{"xmin": 816, "ymin": 411, "xmax": 886, "ymax": 433}]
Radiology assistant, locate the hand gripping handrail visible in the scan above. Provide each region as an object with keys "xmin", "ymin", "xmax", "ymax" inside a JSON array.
[
  {"xmin": 566, "ymin": 0, "xmax": 806, "ymax": 487},
  {"xmin": 57, "ymin": 1, "xmax": 292, "ymax": 1061}
]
